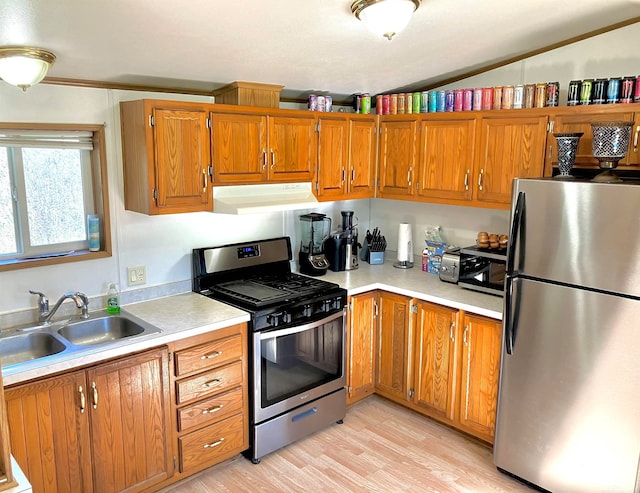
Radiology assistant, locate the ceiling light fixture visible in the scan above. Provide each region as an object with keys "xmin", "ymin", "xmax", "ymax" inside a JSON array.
[
  {"xmin": 351, "ymin": 0, "xmax": 420, "ymax": 40},
  {"xmin": 0, "ymin": 47, "xmax": 56, "ymax": 91}
]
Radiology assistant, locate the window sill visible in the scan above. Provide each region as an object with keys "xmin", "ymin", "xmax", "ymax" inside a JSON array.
[{"xmin": 0, "ymin": 250, "xmax": 111, "ymax": 272}]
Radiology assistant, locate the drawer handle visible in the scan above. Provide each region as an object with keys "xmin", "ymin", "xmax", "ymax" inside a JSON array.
[
  {"xmin": 200, "ymin": 350, "xmax": 222, "ymax": 360},
  {"xmin": 202, "ymin": 378, "xmax": 222, "ymax": 388},
  {"xmin": 203, "ymin": 438, "xmax": 225, "ymax": 449},
  {"xmin": 202, "ymin": 404, "xmax": 224, "ymax": 415}
]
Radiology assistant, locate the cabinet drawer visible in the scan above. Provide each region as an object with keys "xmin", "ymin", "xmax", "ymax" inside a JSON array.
[
  {"xmin": 175, "ymin": 333, "xmax": 243, "ymax": 376},
  {"xmin": 176, "ymin": 361, "xmax": 243, "ymax": 405},
  {"xmin": 178, "ymin": 413, "xmax": 245, "ymax": 472},
  {"xmin": 177, "ymin": 386, "xmax": 244, "ymax": 432}
]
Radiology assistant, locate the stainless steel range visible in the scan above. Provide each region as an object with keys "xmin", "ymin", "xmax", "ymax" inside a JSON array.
[{"xmin": 192, "ymin": 236, "xmax": 347, "ymax": 464}]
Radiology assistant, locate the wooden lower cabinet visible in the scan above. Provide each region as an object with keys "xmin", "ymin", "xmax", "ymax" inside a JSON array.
[
  {"xmin": 456, "ymin": 313, "xmax": 502, "ymax": 441},
  {"xmin": 346, "ymin": 292, "xmax": 378, "ymax": 405},
  {"xmin": 169, "ymin": 323, "xmax": 248, "ymax": 477},
  {"xmin": 365, "ymin": 291, "xmax": 502, "ymax": 443},
  {"xmin": 375, "ymin": 292, "xmax": 411, "ymax": 401},
  {"xmin": 5, "ymin": 347, "xmax": 172, "ymax": 493}
]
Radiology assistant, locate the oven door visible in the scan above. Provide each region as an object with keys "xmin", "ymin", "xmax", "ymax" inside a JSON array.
[{"xmin": 252, "ymin": 308, "xmax": 346, "ymax": 424}]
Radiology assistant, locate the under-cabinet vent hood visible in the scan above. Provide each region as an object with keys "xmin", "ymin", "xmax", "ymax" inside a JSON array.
[{"xmin": 213, "ymin": 182, "xmax": 319, "ymax": 214}]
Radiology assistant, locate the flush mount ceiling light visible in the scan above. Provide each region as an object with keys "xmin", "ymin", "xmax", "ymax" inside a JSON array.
[
  {"xmin": 351, "ymin": 0, "xmax": 420, "ymax": 40},
  {"xmin": 0, "ymin": 47, "xmax": 56, "ymax": 91}
]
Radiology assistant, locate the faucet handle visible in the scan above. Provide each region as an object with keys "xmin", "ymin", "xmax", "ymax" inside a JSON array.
[{"xmin": 29, "ymin": 290, "xmax": 49, "ymax": 313}]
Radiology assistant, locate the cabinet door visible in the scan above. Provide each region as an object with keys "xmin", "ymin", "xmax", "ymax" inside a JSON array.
[
  {"xmin": 416, "ymin": 117, "xmax": 476, "ymax": 202},
  {"xmin": 6, "ymin": 371, "xmax": 93, "ymax": 493},
  {"xmin": 87, "ymin": 348, "xmax": 172, "ymax": 493},
  {"xmin": 153, "ymin": 108, "xmax": 212, "ymax": 212},
  {"xmin": 458, "ymin": 314, "xmax": 502, "ymax": 442},
  {"xmin": 317, "ymin": 116, "xmax": 349, "ymax": 199},
  {"xmin": 412, "ymin": 302, "xmax": 458, "ymax": 422},
  {"xmin": 268, "ymin": 115, "xmax": 316, "ymax": 182},
  {"xmin": 476, "ymin": 115, "xmax": 547, "ymax": 205},
  {"xmin": 210, "ymin": 112, "xmax": 268, "ymax": 184},
  {"xmin": 347, "ymin": 292, "xmax": 377, "ymax": 405},
  {"xmin": 375, "ymin": 292, "xmax": 410, "ymax": 401},
  {"xmin": 378, "ymin": 119, "xmax": 417, "ymax": 197},
  {"xmin": 548, "ymin": 111, "xmax": 638, "ymax": 170},
  {"xmin": 348, "ymin": 117, "xmax": 377, "ymax": 198}
]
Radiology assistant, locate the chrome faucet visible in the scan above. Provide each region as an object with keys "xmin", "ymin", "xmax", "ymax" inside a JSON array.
[{"xmin": 30, "ymin": 290, "xmax": 90, "ymax": 324}]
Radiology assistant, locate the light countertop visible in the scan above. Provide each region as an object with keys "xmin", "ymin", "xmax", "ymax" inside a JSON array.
[
  {"xmin": 2, "ymin": 292, "xmax": 249, "ymax": 386},
  {"xmin": 318, "ymin": 254, "xmax": 504, "ymax": 320},
  {"xmin": 3, "ymin": 258, "xmax": 502, "ymax": 386}
]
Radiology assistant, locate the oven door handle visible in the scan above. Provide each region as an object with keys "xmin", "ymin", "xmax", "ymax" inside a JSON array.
[{"xmin": 258, "ymin": 308, "xmax": 346, "ymax": 340}]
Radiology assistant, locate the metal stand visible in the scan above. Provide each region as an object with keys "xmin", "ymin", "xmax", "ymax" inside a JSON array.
[{"xmin": 393, "ymin": 260, "xmax": 414, "ymax": 269}]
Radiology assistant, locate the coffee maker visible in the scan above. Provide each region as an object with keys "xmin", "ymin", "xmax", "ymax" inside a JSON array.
[
  {"xmin": 325, "ymin": 210, "xmax": 359, "ymax": 272},
  {"xmin": 298, "ymin": 213, "xmax": 331, "ymax": 276}
]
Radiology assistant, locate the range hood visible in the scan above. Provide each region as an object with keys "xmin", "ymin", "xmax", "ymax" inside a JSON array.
[{"xmin": 213, "ymin": 182, "xmax": 319, "ymax": 214}]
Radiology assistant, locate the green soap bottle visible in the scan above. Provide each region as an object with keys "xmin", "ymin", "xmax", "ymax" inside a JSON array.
[{"xmin": 106, "ymin": 283, "xmax": 120, "ymax": 314}]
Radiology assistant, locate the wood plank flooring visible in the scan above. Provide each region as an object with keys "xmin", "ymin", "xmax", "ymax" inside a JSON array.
[{"xmin": 162, "ymin": 395, "xmax": 535, "ymax": 492}]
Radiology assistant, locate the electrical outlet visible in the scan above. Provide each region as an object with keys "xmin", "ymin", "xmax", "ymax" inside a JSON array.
[{"xmin": 127, "ymin": 265, "xmax": 147, "ymax": 286}]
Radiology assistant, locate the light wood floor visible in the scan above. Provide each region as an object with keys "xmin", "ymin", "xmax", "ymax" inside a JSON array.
[{"xmin": 162, "ymin": 395, "xmax": 535, "ymax": 492}]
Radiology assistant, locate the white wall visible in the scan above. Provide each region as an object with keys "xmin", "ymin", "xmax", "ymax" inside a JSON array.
[{"xmin": 1, "ymin": 22, "xmax": 639, "ymax": 322}]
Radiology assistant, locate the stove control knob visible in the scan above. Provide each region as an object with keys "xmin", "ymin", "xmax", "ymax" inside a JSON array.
[
  {"xmin": 282, "ymin": 312, "xmax": 292, "ymax": 324},
  {"xmin": 321, "ymin": 300, "xmax": 332, "ymax": 312},
  {"xmin": 302, "ymin": 305, "xmax": 313, "ymax": 317},
  {"xmin": 267, "ymin": 313, "xmax": 282, "ymax": 327},
  {"xmin": 333, "ymin": 298, "xmax": 342, "ymax": 310}
]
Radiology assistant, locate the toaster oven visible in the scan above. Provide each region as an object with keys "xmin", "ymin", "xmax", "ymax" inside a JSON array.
[{"xmin": 439, "ymin": 245, "xmax": 506, "ymax": 297}]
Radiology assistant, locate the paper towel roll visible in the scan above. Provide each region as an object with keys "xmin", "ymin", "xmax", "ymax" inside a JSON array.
[{"xmin": 397, "ymin": 223, "xmax": 413, "ymax": 262}]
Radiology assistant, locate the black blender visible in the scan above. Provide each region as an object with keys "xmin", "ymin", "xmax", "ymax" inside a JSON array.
[
  {"xmin": 325, "ymin": 210, "xmax": 359, "ymax": 272},
  {"xmin": 298, "ymin": 213, "xmax": 331, "ymax": 276}
]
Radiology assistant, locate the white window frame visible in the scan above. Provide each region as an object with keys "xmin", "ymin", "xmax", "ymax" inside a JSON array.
[{"xmin": 0, "ymin": 123, "xmax": 111, "ymax": 271}]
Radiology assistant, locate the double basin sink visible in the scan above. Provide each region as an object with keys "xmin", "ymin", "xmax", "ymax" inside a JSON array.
[{"xmin": 0, "ymin": 311, "xmax": 162, "ymax": 371}]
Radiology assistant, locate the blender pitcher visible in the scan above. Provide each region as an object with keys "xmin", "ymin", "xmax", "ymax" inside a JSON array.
[{"xmin": 299, "ymin": 213, "xmax": 331, "ymax": 276}]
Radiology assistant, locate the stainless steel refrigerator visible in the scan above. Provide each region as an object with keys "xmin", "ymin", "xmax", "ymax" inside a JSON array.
[{"xmin": 494, "ymin": 178, "xmax": 640, "ymax": 493}]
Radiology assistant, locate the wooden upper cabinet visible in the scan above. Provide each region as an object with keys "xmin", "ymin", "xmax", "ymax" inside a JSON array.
[
  {"xmin": 348, "ymin": 117, "xmax": 377, "ymax": 198},
  {"xmin": 210, "ymin": 112, "xmax": 268, "ymax": 184},
  {"xmin": 87, "ymin": 347, "xmax": 173, "ymax": 493},
  {"xmin": 6, "ymin": 370, "xmax": 93, "ymax": 493},
  {"xmin": 317, "ymin": 115, "xmax": 377, "ymax": 201},
  {"xmin": 475, "ymin": 114, "xmax": 548, "ymax": 205},
  {"xmin": 317, "ymin": 116, "xmax": 349, "ymax": 199},
  {"xmin": 546, "ymin": 109, "xmax": 640, "ymax": 171},
  {"xmin": 412, "ymin": 301, "xmax": 459, "ymax": 422},
  {"xmin": 457, "ymin": 314, "xmax": 502, "ymax": 442},
  {"xmin": 416, "ymin": 117, "xmax": 476, "ymax": 202},
  {"xmin": 268, "ymin": 114, "xmax": 316, "ymax": 182},
  {"xmin": 347, "ymin": 292, "xmax": 378, "ymax": 405},
  {"xmin": 378, "ymin": 118, "xmax": 417, "ymax": 198},
  {"xmin": 120, "ymin": 100, "xmax": 212, "ymax": 215},
  {"xmin": 375, "ymin": 292, "xmax": 411, "ymax": 401}
]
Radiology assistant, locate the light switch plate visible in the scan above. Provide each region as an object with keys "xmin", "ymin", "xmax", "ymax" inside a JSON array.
[{"xmin": 127, "ymin": 265, "xmax": 147, "ymax": 286}]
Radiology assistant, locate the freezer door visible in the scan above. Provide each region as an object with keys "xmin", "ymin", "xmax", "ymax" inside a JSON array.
[
  {"xmin": 508, "ymin": 178, "xmax": 640, "ymax": 298},
  {"xmin": 495, "ymin": 277, "xmax": 640, "ymax": 492}
]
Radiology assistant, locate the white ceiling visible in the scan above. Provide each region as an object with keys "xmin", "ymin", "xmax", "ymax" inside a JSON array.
[{"xmin": 1, "ymin": 0, "xmax": 640, "ymax": 102}]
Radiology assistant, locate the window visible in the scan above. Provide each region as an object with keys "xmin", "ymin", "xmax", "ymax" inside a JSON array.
[{"xmin": 0, "ymin": 123, "xmax": 110, "ymax": 270}]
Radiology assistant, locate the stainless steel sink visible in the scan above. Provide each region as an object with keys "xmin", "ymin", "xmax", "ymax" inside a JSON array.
[
  {"xmin": 0, "ymin": 332, "xmax": 66, "ymax": 367},
  {"xmin": 57, "ymin": 314, "xmax": 161, "ymax": 346}
]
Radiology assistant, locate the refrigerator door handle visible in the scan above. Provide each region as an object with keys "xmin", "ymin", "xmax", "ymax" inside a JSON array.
[
  {"xmin": 507, "ymin": 190, "xmax": 526, "ymax": 275},
  {"xmin": 504, "ymin": 275, "xmax": 521, "ymax": 355}
]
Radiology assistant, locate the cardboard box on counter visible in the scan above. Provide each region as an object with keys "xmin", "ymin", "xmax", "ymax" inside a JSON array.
[{"xmin": 422, "ymin": 240, "xmax": 447, "ymax": 274}]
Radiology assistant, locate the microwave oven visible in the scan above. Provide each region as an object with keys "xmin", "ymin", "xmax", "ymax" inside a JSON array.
[{"xmin": 439, "ymin": 245, "xmax": 506, "ymax": 297}]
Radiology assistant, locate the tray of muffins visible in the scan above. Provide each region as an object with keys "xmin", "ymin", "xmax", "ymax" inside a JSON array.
[{"xmin": 476, "ymin": 231, "xmax": 508, "ymax": 250}]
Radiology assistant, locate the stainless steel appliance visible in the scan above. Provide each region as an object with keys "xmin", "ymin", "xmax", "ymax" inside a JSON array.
[
  {"xmin": 438, "ymin": 246, "xmax": 506, "ymax": 297},
  {"xmin": 298, "ymin": 213, "xmax": 331, "ymax": 276},
  {"xmin": 192, "ymin": 237, "xmax": 347, "ymax": 464},
  {"xmin": 325, "ymin": 210, "xmax": 359, "ymax": 272},
  {"xmin": 494, "ymin": 178, "xmax": 640, "ymax": 493}
]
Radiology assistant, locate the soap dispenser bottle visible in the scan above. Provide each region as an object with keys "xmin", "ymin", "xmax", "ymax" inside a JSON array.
[{"xmin": 106, "ymin": 283, "xmax": 120, "ymax": 314}]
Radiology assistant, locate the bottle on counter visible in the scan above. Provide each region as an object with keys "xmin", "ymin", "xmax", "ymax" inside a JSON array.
[{"xmin": 106, "ymin": 283, "xmax": 120, "ymax": 314}]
